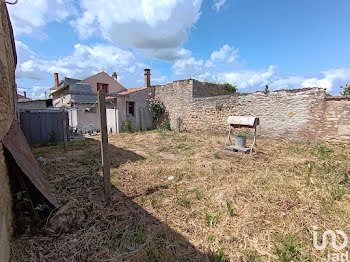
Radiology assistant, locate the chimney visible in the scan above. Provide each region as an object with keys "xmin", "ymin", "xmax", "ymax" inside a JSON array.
[
  {"xmin": 23, "ymin": 91, "xmax": 27, "ymax": 98},
  {"xmin": 144, "ymin": 69, "xmax": 151, "ymax": 88},
  {"xmin": 112, "ymin": 72, "xmax": 118, "ymax": 82},
  {"xmin": 54, "ymin": 72, "xmax": 59, "ymax": 88}
]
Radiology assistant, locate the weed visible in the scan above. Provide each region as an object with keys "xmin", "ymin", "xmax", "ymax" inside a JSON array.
[
  {"xmin": 213, "ymin": 247, "xmax": 226, "ymax": 262},
  {"xmin": 204, "ymin": 210, "xmax": 219, "ymax": 226},
  {"xmin": 103, "ymin": 224, "xmax": 145, "ymax": 252},
  {"xmin": 207, "ymin": 234, "xmax": 216, "ymax": 243},
  {"xmin": 327, "ymin": 184, "xmax": 345, "ymax": 200},
  {"xmin": 136, "ymin": 159, "xmax": 144, "ymax": 164},
  {"xmin": 122, "ymin": 121, "xmax": 133, "ymax": 133},
  {"xmin": 177, "ymin": 190, "xmax": 191, "ymax": 208},
  {"xmin": 274, "ymin": 234, "xmax": 310, "ymax": 262},
  {"xmin": 216, "ymin": 104, "xmax": 224, "ymax": 111},
  {"xmin": 226, "ymin": 201, "xmax": 235, "ymax": 217},
  {"xmin": 214, "ymin": 152, "xmax": 220, "ymax": 159},
  {"xmin": 314, "ymin": 145, "xmax": 332, "ymax": 160},
  {"xmin": 192, "ymin": 188, "xmax": 203, "ymax": 200},
  {"xmin": 246, "ymin": 254, "xmax": 264, "ymax": 262},
  {"xmin": 160, "ymin": 119, "xmax": 171, "ymax": 130},
  {"xmin": 48, "ymin": 130, "xmax": 57, "ymax": 144},
  {"xmin": 149, "ymin": 197, "xmax": 158, "ymax": 209},
  {"xmin": 306, "ymin": 161, "xmax": 315, "ymax": 186}
]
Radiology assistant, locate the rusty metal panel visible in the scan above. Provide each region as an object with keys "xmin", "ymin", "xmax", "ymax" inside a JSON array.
[
  {"xmin": 227, "ymin": 116, "xmax": 260, "ymax": 128},
  {"xmin": 2, "ymin": 121, "xmax": 59, "ymax": 208}
]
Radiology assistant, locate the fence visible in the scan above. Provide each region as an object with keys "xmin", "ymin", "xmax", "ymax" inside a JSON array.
[{"xmin": 20, "ymin": 110, "xmax": 70, "ymax": 144}]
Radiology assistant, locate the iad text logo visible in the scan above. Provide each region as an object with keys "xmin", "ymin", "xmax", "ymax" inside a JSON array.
[{"xmin": 313, "ymin": 226, "xmax": 348, "ymax": 261}]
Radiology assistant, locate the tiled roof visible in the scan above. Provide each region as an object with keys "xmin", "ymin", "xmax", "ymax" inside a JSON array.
[{"xmin": 118, "ymin": 87, "xmax": 148, "ymax": 95}]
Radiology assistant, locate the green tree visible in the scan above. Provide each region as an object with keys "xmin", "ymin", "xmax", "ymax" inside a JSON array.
[
  {"xmin": 340, "ymin": 84, "xmax": 350, "ymax": 96},
  {"xmin": 264, "ymin": 84, "xmax": 270, "ymax": 94}
]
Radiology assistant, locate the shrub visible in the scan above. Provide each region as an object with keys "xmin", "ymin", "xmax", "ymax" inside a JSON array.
[
  {"xmin": 48, "ymin": 130, "xmax": 57, "ymax": 144},
  {"xmin": 122, "ymin": 121, "xmax": 133, "ymax": 133},
  {"xmin": 148, "ymin": 93, "xmax": 166, "ymax": 123},
  {"xmin": 340, "ymin": 84, "xmax": 350, "ymax": 96},
  {"xmin": 160, "ymin": 120, "xmax": 171, "ymax": 130},
  {"xmin": 224, "ymin": 83, "xmax": 238, "ymax": 93},
  {"xmin": 216, "ymin": 104, "xmax": 223, "ymax": 111},
  {"xmin": 264, "ymin": 84, "xmax": 270, "ymax": 94}
]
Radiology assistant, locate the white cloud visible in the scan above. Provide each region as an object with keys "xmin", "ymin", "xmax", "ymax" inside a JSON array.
[
  {"xmin": 8, "ymin": 0, "xmax": 76, "ymax": 36},
  {"xmin": 16, "ymin": 41, "xmax": 168, "ymax": 98},
  {"xmin": 210, "ymin": 44, "xmax": 238, "ymax": 63},
  {"xmin": 19, "ymin": 43, "xmax": 138, "ymax": 79},
  {"xmin": 72, "ymin": 0, "xmax": 202, "ymax": 60},
  {"xmin": 213, "ymin": 0, "xmax": 227, "ymax": 12},
  {"xmin": 300, "ymin": 68, "xmax": 350, "ymax": 92},
  {"xmin": 173, "ymin": 44, "xmax": 240, "ymax": 75},
  {"xmin": 172, "ymin": 44, "xmax": 350, "ymax": 94}
]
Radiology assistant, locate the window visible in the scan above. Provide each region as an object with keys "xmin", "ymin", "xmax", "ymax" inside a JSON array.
[
  {"xmin": 126, "ymin": 101, "xmax": 135, "ymax": 116},
  {"xmin": 97, "ymin": 83, "xmax": 108, "ymax": 93}
]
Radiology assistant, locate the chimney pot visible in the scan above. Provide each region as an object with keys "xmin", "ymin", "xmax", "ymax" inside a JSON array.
[
  {"xmin": 23, "ymin": 91, "xmax": 27, "ymax": 98},
  {"xmin": 54, "ymin": 72, "xmax": 59, "ymax": 88},
  {"xmin": 144, "ymin": 69, "xmax": 151, "ymax": 88}
]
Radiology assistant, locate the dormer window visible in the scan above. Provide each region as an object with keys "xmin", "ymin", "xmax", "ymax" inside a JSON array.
[{"xmin": 97, "ymin": 83, "xmax": 108, "ymax": 93}]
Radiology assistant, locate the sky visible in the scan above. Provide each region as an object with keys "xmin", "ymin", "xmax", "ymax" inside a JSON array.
[{"xmin": 8, "ymin": 0, "xmax": 350, "ymax": 99}]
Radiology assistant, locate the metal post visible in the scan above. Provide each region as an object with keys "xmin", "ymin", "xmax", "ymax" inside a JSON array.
[
  {"xmin": 62, "ymin": 110, "xmax": 68, "ymax": 153},
  {"xmin": 98, "ymin": 90, "xmax": 111, "ymax": 203}
]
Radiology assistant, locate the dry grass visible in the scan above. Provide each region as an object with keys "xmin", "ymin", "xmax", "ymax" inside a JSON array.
[{"xmin": 11, "ymin": 130, "xmax": 350, "ymax": 261}]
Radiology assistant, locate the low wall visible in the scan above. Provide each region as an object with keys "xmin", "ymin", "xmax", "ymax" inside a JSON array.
[{"xmin": 155, "ymin": 79, "xmax": 350, "ymax": 143}]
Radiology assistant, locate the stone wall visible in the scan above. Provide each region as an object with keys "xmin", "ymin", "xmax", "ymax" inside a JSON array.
[
  {"xmin": 0, "ymin": 2, "xmax": 17, "ymax": 261},
  {"xmin": 317, "ymin": 97, "xmax": 350, "ymax": 143},
  {"xmin": 155, "ymin": 79, "xmax": 350, "ymax": 143}
]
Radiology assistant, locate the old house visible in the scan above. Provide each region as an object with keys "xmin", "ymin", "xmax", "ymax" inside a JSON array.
[
  {"xmin": 50, "ymin": 70, "xmax": 154, "ymax": 133},
  {"xmin": 17, "ymin": 92, "xmax": 52, "ymax": 111}
]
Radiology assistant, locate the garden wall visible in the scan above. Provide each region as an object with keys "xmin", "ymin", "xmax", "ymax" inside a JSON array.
[
  {"xmin": 0, "ymin": 2, "xmax": 17, "ymax": 261},
  {"xmin": 155, "ymin": 79, "xmax": 350, "ymax": 143}
]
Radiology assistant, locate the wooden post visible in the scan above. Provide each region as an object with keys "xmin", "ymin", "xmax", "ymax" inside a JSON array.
[
  {"xmin": 62, "ymin": 110, "xmax": 68, "ymax": 153},
  {"xmin": 98, "ymin": 90, "xmax": 111, "ymax": 203}
]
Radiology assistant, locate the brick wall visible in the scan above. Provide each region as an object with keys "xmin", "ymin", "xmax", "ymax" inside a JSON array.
[
  {"xmin": 155, "ymin": 79, "xmax": 350, "ymax": 143},
  {"xmin": 0, "ymin": 2, "xmax": 17, "ymax": 261}
]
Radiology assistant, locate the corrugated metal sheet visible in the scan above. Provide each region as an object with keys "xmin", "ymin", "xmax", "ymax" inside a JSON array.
[
  {"xmin": 227, "ymin": 116, "xmax": 260, "ymax": 128},
  {"xmin": 20, "ymin": 111, "xmax": 70, "ymax": 144},
  {"xmin": 2, "ymin": 121, "xmax": 59, "ymax": 208}
]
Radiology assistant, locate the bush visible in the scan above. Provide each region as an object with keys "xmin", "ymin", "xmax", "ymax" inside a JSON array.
[
  {"xmin": 122, "ymin": 121, "xmax": 133, "ymax": 133},
  {"xmin": 160, "ymin": 120, "xmax": 171, "ymax": 130},
  {"xmin": 340, "ymin": 84, "xmax": 350, "ymax": 96},
  {"xmin": 264, "ymin": 84, "xmax": 270, "ymax": 94},
  {"xmin": 224, "ymin": 83, "xmax": 238, "ymax": 94},
  {"xmin": 148, "ymin": 94, "xmax": 166, "ymax": 123}
]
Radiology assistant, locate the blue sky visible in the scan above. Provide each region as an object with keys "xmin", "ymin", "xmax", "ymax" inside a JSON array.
[{"xmin": 8, "ymin": 0, "xmax": 350, "ymax": 98}]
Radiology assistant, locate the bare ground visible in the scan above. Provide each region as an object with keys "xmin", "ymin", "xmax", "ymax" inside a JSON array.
[{"xmin": 11, "ymin": 130, "xmax": 350, "ymax": 261}]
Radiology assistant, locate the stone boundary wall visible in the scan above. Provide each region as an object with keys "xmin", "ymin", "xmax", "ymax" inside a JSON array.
[
  {"xmin": 155, "ymin": 79, "xmax": 350, "ymax": 143},
  {"xmin": 0, "ymin": 2, "xmax": 17, "ymax": 261},
  {"xmin": 317, "ymin": 96, "xmax": 350, "ymax": 143}
]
